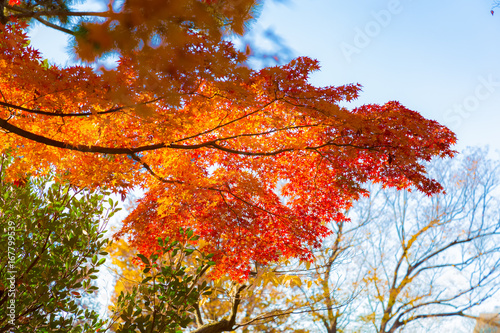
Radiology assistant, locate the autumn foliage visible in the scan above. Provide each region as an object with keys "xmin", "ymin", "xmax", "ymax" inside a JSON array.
[{"xmin": 0, "ymin": 0, "xmax": 456, "ymax": 280}]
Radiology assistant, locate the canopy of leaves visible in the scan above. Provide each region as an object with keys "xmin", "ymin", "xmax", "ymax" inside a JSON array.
[{"xmin": 0, "ymin": 0, "xmax": 456, "ymax": 279}]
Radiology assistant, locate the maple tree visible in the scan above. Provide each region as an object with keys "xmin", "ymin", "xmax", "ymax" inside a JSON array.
[{"xmin": 0, "ymin": 0, "xmax": 456, "ymax": 279}]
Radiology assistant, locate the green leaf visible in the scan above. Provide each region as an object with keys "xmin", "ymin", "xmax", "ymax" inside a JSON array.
[
  {"xmin": 137, "ymin": 253, "xmax": 150, "ymax": 266},
  {"xmin": 41, "ymin": 58, "xmax": 50, "ymax": 69}
]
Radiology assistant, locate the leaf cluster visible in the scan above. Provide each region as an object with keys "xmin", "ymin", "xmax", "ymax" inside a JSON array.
[
  {"xmin": 109, "ymin": 228, "xmax": 213, "ymax": 333},
  {"xmin": 0, "ymin": 155, "xmax": 120, "ymax": 332}
]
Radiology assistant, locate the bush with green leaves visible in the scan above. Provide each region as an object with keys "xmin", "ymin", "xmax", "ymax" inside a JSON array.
[
  {"xmin": 0, "ymin": 156, "xmax": 120, "ymax": 333},
  {"xmin": 110, "ymin": 229, "xmax": 214, "ymax": 333}
]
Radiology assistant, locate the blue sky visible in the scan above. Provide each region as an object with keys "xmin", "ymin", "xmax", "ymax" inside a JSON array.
[
  {"xmin": 28, "ymin": 0, "xmax": 500, "ymax": 156},
  {"xmin": 253, "ymin": 0, "xmax": 500, "ymax": 155}
]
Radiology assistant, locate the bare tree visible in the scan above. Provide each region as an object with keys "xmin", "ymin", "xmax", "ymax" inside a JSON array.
[
  {"xmin": 351, "ymin": 148, "xmax": 500, "ymax": 332},
  {"xmin": 278, "ymin": 148, "xmax": 500, "ymax": 333}
]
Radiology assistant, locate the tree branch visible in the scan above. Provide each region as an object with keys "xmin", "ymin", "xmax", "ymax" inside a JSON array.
[
  {"xmin": 0, "ymin": 117, "xmax": 383, "ymax": 156},
  {"xmin": 189, "ymin": 285, "xmax": 246, "ymax": 333},
  {"xmin": 0, "ymin": 101, "xmax": 125, "ymax": 117},
  {"xmin": 7, "ymin": 9, "xmax": 111, "ymax": 19},
  {"xmin": 34, "ymin": 17, "xmax": 76, "ymax": 36}
]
